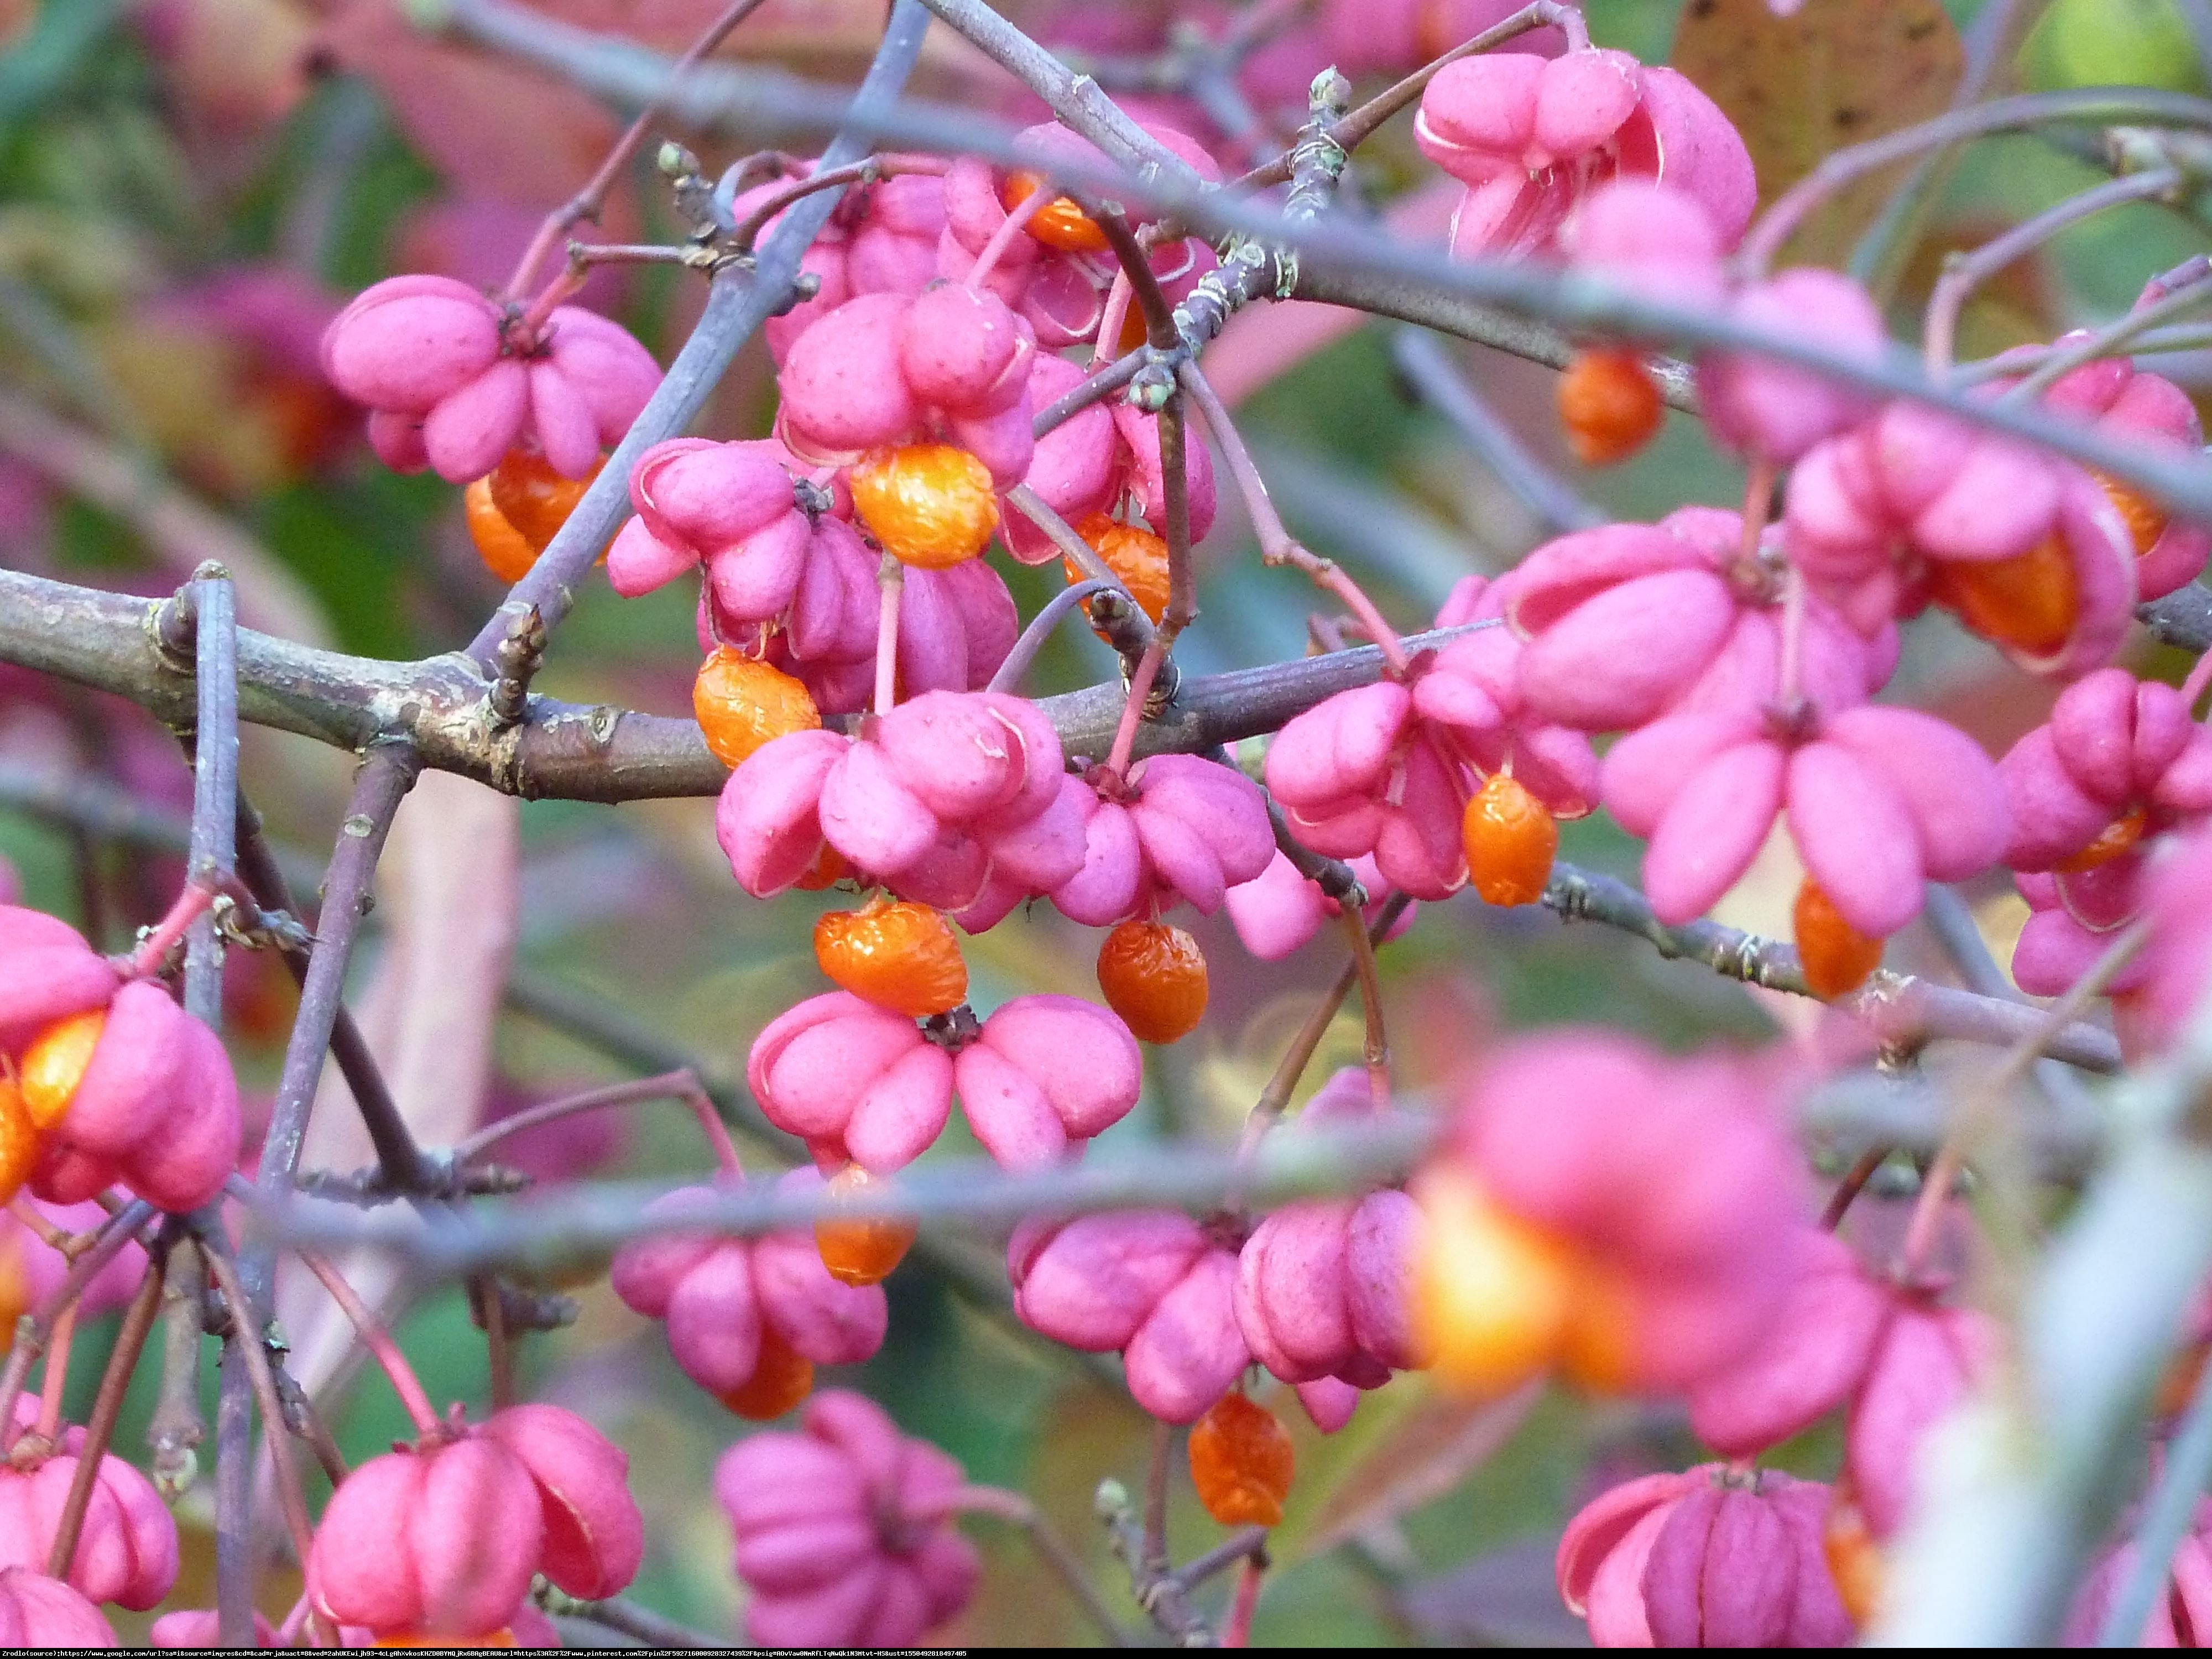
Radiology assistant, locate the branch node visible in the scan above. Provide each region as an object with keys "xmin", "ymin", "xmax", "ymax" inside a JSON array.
[{"xmin": 487, "ymin": 604, "xmax": 549, "ymax": 729}]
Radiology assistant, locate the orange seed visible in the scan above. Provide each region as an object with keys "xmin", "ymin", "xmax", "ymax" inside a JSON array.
[
  {"xmin": 814, "ymin": 1164, "xmax": 917, "ymax": 1287},
  {"xmin": 2094, "ymin": 470, "xmax": 2169, "ymax": 559},
  {"xmin": 719, "ymin": 1326, "xmax": 816, "ymax": 1421},
  {"xmin": 1187, "ymin": 1392, "xmax": 1295, "ymax": 1528},
  {"xmin": 1413, "ymin": 1168, "xmax": 1579, "ymax": 1399},
  {"xmin": 1000, "ymin": 171, "xmax": 1111, "ymax": 253},
  {"xmin": 1557, "ymin": 348, "xmax": 1662, "ymax": 467},
  {"xmin": 693, "ymin": 648, "xmax": 822, "ymax": 770},
  {"xmin": 0, "ymin": 1080, "xmax": 36, "ymax": 1208},
  {"xmin": 1822, "ymin": 1489, "xmax": 1884, "ymax": 1629},
  {"xmin": 489, "ymin": 448, "xmax": 599, "ymax": 551},
  {"xmin": 849, "ymin": 444, "xmax": 999, "ymax": 569},
  {"xmin": 1792, "ymin": 878, "xmax": 1884, "ymax": 1000},
  {"xmin": 1066, "ymin": 513, "xmax": 1172, "ymax": 626},
  {"xmin": 20, "ymin": 1009, "xmax": 104, "ymax": 1130},
  {"xmin": 2055, "ymin": 804, "xmax": 2147, "ymax": 874},
  {"xmin": 1462, "ymin": 773, "xmax": 1558, "ymax": 907},
  {"xmin": 464, "ymin": 475, "xmax": 538, "ymax": 585},
  {"xmin": 1095, "ymin": 921, "xmax": 1208, "ymax": 1045},
  {"xmin": 813, "ymin": 897, "xmax": 968, "ymax": 1018},
  {"xmin": 1924, "ymin": 534, "xmax": 2079, "ymax": 658}
]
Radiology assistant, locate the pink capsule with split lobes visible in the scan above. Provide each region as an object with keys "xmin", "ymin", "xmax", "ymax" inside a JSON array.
[
  {"xmin": 1050, "ymin": 756, "xmax": 1274, "ymax": 926},
  {"xmin": 0, "ymin": 907, "xmax": 119, "ymax": 1055},
  {"xmin": 1557, "ymin": 1465, "xmax": 1855, "ymax": 1645},
  {"xmin": 0, "ymin": 1567, "xmax": 117, "ymax": 1647},
  {"xmin": 1225, "ymin": 851, "xmax": 1415, "ymax": 963},
  {"xmin": 953, "ymin": 995, "xmax": 1142, "ymax": 1169},
  {"xmin": 714, "ymin": 1390, "xmax": 979, "ymax": 1647},
  {"xmin": 1698, "ymin": 269, "xmax": 1886, "ymax": 466},
  {"xmin": 0, "ymin": 1423, "xmax": 178, "ymax": 1610},
  {"xmin": 1844, "ymin": 1293, "xmax": 2000, "ymax": 1539},
  {"xmin": 1011, "ymin": 1211, "xmax": 1250, "ymax": 1422},
  {"xmin": 474, "ymin": 1404, "xmax": 645, "ymax": 1602},
  {"xmin": 604, "ymin": 437, "xmax": 806, "ymax": 609},
  {"xmin": 1561, "ymin": 180, "xmax": 1728, "ymax": 309}
]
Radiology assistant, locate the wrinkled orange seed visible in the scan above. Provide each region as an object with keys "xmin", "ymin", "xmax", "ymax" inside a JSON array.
[
  {"xmin": 20, "ymin": 1009, "xmax": 104, "ymax": 1130},
  {"xmin": 849, "ymin": 444, "xmax": 999, "ymax": 569},
  {"xmin": 815, "ymin": 1164, "xmax": 917, "ymax": 1287},
  {"xmin": 1462, "ymin": 773, "xmax": 1558, "ymax": 907},
  {"xmin": 814, "ymin": 898, "xmax": 968, "ymax": 1018},
  {"xmin": 693, "ymin": 648, "xmax": 822, "ymax": 770},
  {"xmin": 0, "ymin": 1081, "xmax": 36, "ymax": 1209},
  {"xmin": 1188, "ymin": 1392, "xmax": 1295, "ymax": 1528},
  {"xmin": 1066, "ymin": 513, "xmax": 1172, "ymax": 626},
  {"xmin": 2094, "ymin": 470, "xmax": 2169, "ymax": 559},
  {"xmin": 1001, "ymin": 171, "xmax": 1111, "ymax": 253},
  {"xmin": 465, "ymin": 475, "xmax": 538, "ymax": 584},
  {"xmin": 1557, "ymin": 348, "xmax": 1662, "ymax": 467},
  {"xmin": 1924, "ymin": 534, "xmax": 2080, "ymax": 658},
  {"xmin": 719, "ymin": 1326, "xmax": 816, "ymax": 1421},
  {"xmin": 1095, "ymin": 920, "xmax": 1208, "ymax": 1044}
]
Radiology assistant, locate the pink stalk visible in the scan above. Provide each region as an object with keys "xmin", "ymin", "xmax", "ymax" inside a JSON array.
[
  {"xmin": 1223, "ymin": 1558, "xmax": 1264, "ymax": 1647},
  {"xmin": 1104, "ymin": 639, "xmax": 1167, "ymax": 780},
  {"xmin": 2182, "ymin": 649, "xmax": 2212, "ymax": 713},
  {"xmin": 515, "ymin": 267, "xmax": 588, "ymax": 340},
  {"xmin": 300, "ymin": 1252, "xmax": 441, "ymax": 1439},
  {"xmin": 1094, "ymin": 270, "xmax": 1134, "ymax": 365},
  {"xmin": 964, "ymin": 187, "xmax": 1051, "ymax": 294},
  {"xmin": 33, "ymin": 1304, "xmax": 74, "ymax": 1443},
  {"xmin": 874, "ymin": 552, "xmax": 904, "ymax": 716},
  {"xmin": 127, "ymin": 882, "xmax": 218, "ymax": 976}
]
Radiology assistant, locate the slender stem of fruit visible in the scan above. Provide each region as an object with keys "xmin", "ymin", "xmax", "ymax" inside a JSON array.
[
  {"xmin": 33, "ymin": 1304, "xmax": 75, "ymax": 1443},
  {"xmin": 1337, "ymin": 906, "xmax": 1391, "ymax": 1112},
  {"xmin": 126, "ymin": 881, "xmax": 217, "ymax": 977},
  {"xmin": 1103, "ymin": 639, "xmax": 1167, "ymax": 780},
  {"xmin": 1222, "ymin": 1557, "xmax": 1265, "ymax": 1647},
  {"xmin": 964, "ymin": 189, "xmax": 1050, "ymax": 293},
  {"xmin": 298, "ymin": 1250, "xmax": 442, "ymax": 1438},
  {"xmin": 46, "ymin": 1258, "xmax": 164, "ymax": 1580},
  {"xmin": 1094, "ymin": 271, "xmax": 1134, "ymax": 365},
  {"xmin": 874, "ymin": 552, "xmax": 904, "ymax": 716}
]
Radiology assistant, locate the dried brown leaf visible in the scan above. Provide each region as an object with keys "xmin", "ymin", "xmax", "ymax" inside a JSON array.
[{"xmin": 1670, "ymin": 0, "xmax": 1964, "ymax": 266}]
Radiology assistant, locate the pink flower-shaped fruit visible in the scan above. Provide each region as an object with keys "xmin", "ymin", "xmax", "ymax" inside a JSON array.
[
  {"xmin": 149, "ymin": 1609, "xmax": 281, "ymax": 1647},
  {"xmin": 1263, "ymin": 683, "xmax": 1467, "ymax": 901},
  {"xmin": 714, "ymin": 1390, "xmax": 978, "ymax": 1647},
  {"xmin": 748, "ymin": 992, "xmax": 1141, "ymax": 1172},
  {"xmin": 1558, "ymin": 1466, "xmax": 1853, "ymax": 1646},
  {"xmin": 1413, "ymin": 579, "xmax": 1601, "ymax": 815},
  {"xmin": 1003, "ymin": 353, "xmax": 1217, "ymax": 561},
  {"xmin": 1698, "ymin": 269, "xmax": 1885, "ymax": 465},
  {"xmin": 2126, "ymin": 827, "xmax": 2212, "ymax": 1051},
  {"xmin": 2002, "ymin": 667, "xmax": 2212, "ymax": 871},
  {"xmin": 0, "ymin": 1429, "xmax": 178, "ymax": 1610},
  {"xmin": 321, "ymin": 276, "xmax": 659, "ymax": 482},
  {"xmin": 2042, "ymin": 348, "xmax": 2210, "ymax": 600},
  {"xmin": 1224, "ymin": 851, "xmax": 1415, "ymax": 962},
  {"xmin": 1604, "ymin": 701, "xmax": 2008, "ymax": 937},
  {"xmin": 611, "ymin": 1177, "xmax": 887, "ymax": 1399},
  {"xmin": 0, "ymin": 1201, "xmax": 146, "ymax": 1323},
  {"xmin": 1446, "ymin": 1032, "xmax": 1807, "ymax": 1391},
  {"xmin": 605, "ymin": 438, "xmax": 804, "ymax": 605},
  {"xmin": 1844, "ymin": 1295, "xmax": 1999, "ymax": 1538},
  {"xmin": 306, "ymin": 1437, "xmax": 545, "ymax": 1639},
  {"xmin": 2066, "ymin": 1519, "xmax": 2212, "ymax": 1645},
  {"xmin": 1237, "ymin": 1188, "xmax": 1427, "ymax": 1387},
  {"xmin": 475, "ymin": 1405, "xmax": 644, "ymax": 1603},
  {"xmin": 1561, "ymin": 180, "xmax": 1728, "ymax": 309},
  {"xmin": 1050, "ymin": 755, "xmax": 1273, "ymax": 925},
  {"xmin": 0, "ymin": 1568, "xmax": 117, "ymax": 1647},
  {"xmin": 1011, "ymin": 1212, "xmax": 1249, "ymax": 1422},
  {"xmin": 734, "ymin": 161, "xmax": 948, "ymax": 362}
]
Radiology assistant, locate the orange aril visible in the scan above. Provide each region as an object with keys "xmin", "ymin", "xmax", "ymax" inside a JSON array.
[
  {"xmin": 464, "ymin": 476, "xmax": 537, "ymax": 584},
  {"xmin": 2093, "ymin": 470, "xmax": 2168, "ymax": 559},
  {"xmin": 1822, "ymin": 1489, "xmax": 1884, "ymax": 1629},
  {"xmin": 693, "ymin": 648, "xmax": 822, "ymax": 770},
  {"xmin": 2056, "ymin": 804, "xmax": 2147, "ymax": 874},
  {"xmin": 1462, "ymin": 773, "xmax": 1558, "ymax": 907},
  {"xmin": 848, "ymin": 444, "xmax": 999, "ymax": 569},
  {"xmin": 489, "ymin": 449, "xmax": 599, "ymax": 550},
  {"xmin": 1413, "ymin": 1168, "xmax": 1579, "ymax": 1398},
  {"xmin": 1556, "ymin": 1258, "xmax": 1641, "ymax": 1396},
  {"xmin": 814, "ymin": 1164, "xmax": 917, "ymax": 1287},
  {"xmin": 0, "ymin": 1234, "xmax": 27, "ymax": 1355},
  {"xmin": 719, "ymin": 1326, "xmax": 816, "ymax": 1421},
  {"xmin": 0, "ymin": 1080, "xmax": 38, "ymax": 1208},
  {"xmin": 1792, "ymin": 878, "xmax": 1884, "ymax": 1000},
  {"xmin": 20, "ymin": 1009, "xmax": 104, "ymax": 1130},
  {"xmin": 1557, "ymin": 348, "xmax": 1662, "ymax": 467},
  {"xmin": 1187, "ymin": 1392, "xmax": 1295, "ymax": 1528},
  {"xmin": 1066, "ymin": 513, "xmax": 1171, "ymax": 626},
  {"xmin": 1924, "ymin": 534, "xmax": 2079, "ymax": 657},
  {"xmin": 1000, "ymin": 171, "xmax": 1111, "ymax": 253},
  {"xmin": 813, "ymin": 897, "xmax": 967, "ymax": 1018},
  {"xmin": 795, "ymin": 843, "xmax": 851, "ymax": 893},
  {"xmin": 1095, "ymin": 921, "xmax": 1207, "ymax": 1044}
]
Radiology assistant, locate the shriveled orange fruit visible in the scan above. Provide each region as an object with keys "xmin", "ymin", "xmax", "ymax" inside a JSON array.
[
  {"xmin": 490, "ymin": 448, "xmax": 599, "ymax": 550},
  {"xmin": 1793, "ymin": 878, "xmax": 1883, "ymax": 1000},
  {"xmin": 1414, "ymin": 1168, "xmax": 1581, "ymax": 1397},
  {"xmin": 2093, "ymin": 470, "xmax": 2168, "ymax": 559},
  {"xmin": 20, "ymin": 1009, "xmax": 103, "ymax": 1130},
  {"xmin": 465, "ymin": 476, "xmax": 537, "ymax": 584},
  {"xmin": 1924, "ymin": 535, "xmax": 2079, "ymax": 657},
  {"xmin": 849, "ymin": 444, "xmax": 999, "ymax": 568},
  {"xmin": 1188, "ymin": 1392, "xmax": 1295, "ymax": 1528},
  {"xmin": 694, "ymin": 649, "xmax": 822, "ymax": 770},
  {"xmin": 720, "ymin": 1327, "xmax": 815, "ymax": 1421},
  {"xmin": 2056, "ymin": 804, "xmax": 2146, "ymax": 874},
  {"xmin": 1557, "ymin": 348, "xmax": 1662, "ymax": 466},
  {"xmin": 1066, "ymin": 513, "xmax": 1171, "ymax": 625},
  {"xmin": 814, "ymin": 1164, "xmax": 917, "ymax": 1287},
  {"xmin": 814, "ymin": 898, "xmax": 967, "ymax": 1018},
  {"xmin": 1462, "ymin": 773, "xmax": 1558, "ymax": 907},
  {"xmin": 1095, "ymin": 920, "xmax": 1207, "ymax": 1044},
  {"xmin": 0, "ymin": 1081, "xmax": 38, "ymax": 1207},
  {"xmin": 1001, "ymin": 170, "xmax": 1110, "ymax": 253}
]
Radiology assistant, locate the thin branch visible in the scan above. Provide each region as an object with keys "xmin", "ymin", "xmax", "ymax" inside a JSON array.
[
  {"xmin": 536, "ymin": 1585, "xmax": 724, "ymax": 1649},
  {"xmin": 198, "ymin": 1238, "xmax": 320, "ymax": 1578},
  {"xmin": 0, "ymin": 1202, "xmax": 155, "ymax": 1444},
  {"xmin": 451, "ymin": 1070, "xmax": 731, "ymax": 1166},
  {"xmin": 149, "ymin": 1241, "xmax": 204, "ymax": 1497},
  {"xmin": 46, "ymin": 1256, "xmax": 165, "ymax": 1581},
  {"xmin": 985, "ymin": 578, "xmax": 1113, "ymax": 695},
  {"xmin": 182, "ymin": 566, "xmax": 238, "ymax": 1028}
]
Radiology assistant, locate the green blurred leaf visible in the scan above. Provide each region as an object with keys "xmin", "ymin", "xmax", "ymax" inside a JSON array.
[{"xmin": 0, "ymin": 0, "xmax": 124, "ymax": 133}]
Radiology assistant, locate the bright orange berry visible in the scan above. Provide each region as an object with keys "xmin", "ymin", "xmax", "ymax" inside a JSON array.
[
  {"xmin": 1000, "ymin": 171, "xmax": 1111, "ymax": 253},
  {"xmin": 694, "ymin": 649, "xmax": 822, "ymax": 770},
  {"xmin": 1413, "ymin": 1168, "xmax": 1579, "ymax": 1399},
  {"xmin": 2056, "ymin": 804, "xmax": 2147, "ymax": 874},
  {"xmin": 0, "ymin": 1081, "xmax": 37, "ymax": 1208},
  {"xmin": 1462, "ymin": 773, "xmax": 1558, "ymax": 907},
  {"xmin": 794, "ymin": 843, "xmax": 852, "ymax": 893},
  {"xmin": 1066, "ymin": 513, "xmax": 1171, "ymax": 625},
  {"xmin": 814, "ymin": 1164, "xmax": 917, "ymax": 1287},
  {"xmin": 813, "ymin": 897, "xmax": 967, "ymax": 1018},
  {"xmin": 489, "ymin": 448, "xmax": 599, "ymax": 551},
  {"xmin": 2093, "ymin": 470, "xmax": 2168, "ymax": 559},
  {"xmin": 1187, "ymin": 1392, "xmax": 1295, "ymax": 1528},
  {"xmin": 1792, "ymin": 878, "xmax": 1884, "ymax": 1000},
  {"xmin": 848, "ymin": 444, "xmax": 999, "ymax": 569},
  {"xmin": 719, "ymin": 1326, "xmax": 816, "ymax": 1421},
  {"xmin": 1822, "ymin": 1489, "xmax": 1884, "ymax": 1629},
  {"xmin": 464, "ymin": 475, "xmax": 538, "ymax": 584},
  {"xmin": 20, "ymin": 1009, "xmax": 103, "ymax": 1130},
  {"xmin": 1095, "ymin": 921, "xmax": 1208, "ymax": 1044},
  {"xmin": 1924, "ymin": 534, "xmax": 2079, "ymax": 657},
  {"xmin": 1557, "ymin": 348, "xmax": 1663, "ymax": 466}
]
